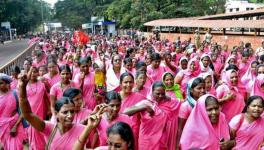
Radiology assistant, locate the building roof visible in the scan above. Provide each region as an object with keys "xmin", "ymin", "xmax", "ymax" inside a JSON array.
[
  {"xmin": 144, "ymin": 19, "xmax": 264, "ymax": 28},
  {"xmin": 198, "ymin": 8, "xmax": 264, "ymax": 20}
]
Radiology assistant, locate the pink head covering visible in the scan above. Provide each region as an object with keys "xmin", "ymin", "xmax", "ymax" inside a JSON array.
[
  {"xmin": 251, "ymin": 74, "xmax": 264, "ymax": 98},
  {"xmin": 182, "ymin": 57, "xmax": 201, "ymax": 77},
  {"xmin": 180, "ymin": 94, "xmax": 230, "ymax": 149},
  {"xmin": 223, "ymin": 55, "xmax": 236, "ymax": 71},
  {"xmin": 199, "ymin": 72, "xmax": 216, "ymax": 95},
  {"xmin": 241, "ymin": 61, "xmax": 257, "ymax": 84},
  {"xmin": 224, "ymin": 69, "xmax": 246, "ymax": 93}
]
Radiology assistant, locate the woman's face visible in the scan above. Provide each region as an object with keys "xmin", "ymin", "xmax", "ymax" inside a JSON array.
[
  {"xmin": 191, "ymin": 83, "xmax": 205, "ymax": 100},
  {"xmin": 151, "ymin": 60, "xmax": 161, "ymax": 69},
  {"xmin": 257, "ymin": 66, "xmax": 264, "ymax": 75},
  {"xmin": 124, "ymin": 62, "xmax": 132, "ymax": 71},
  {"xmin": 165, "ymin": 55, "xmax": 172, "ymax": 63},
  {"xmin": 0, "ymin": 79, "xmax": 9, "ymax": 93},
  {"xmin": 202, "ymin": 56, "xmax": 210, "ymax": 68},
  {"xmin": 228, "ymin": 58, "xmax": 236, "ymax": 65},
  {"xmin": 106, "ymin": 99, "xmax": 121, "ymax": 120},
  {"xmin": 251, "ymin": 63, "xmax": 257, "ymax": 72},
  {"xmin": 136, "ymin": 74, "xmax": 146, "ymax": 87},
  {"xmin": 211, "ymin": 55, "xmax": 217, "ymax": 61},
  {"xmin": 206, "ymin": 99, "xmax": 220, "ymax": 124},
  {"xmin": 230, "ymin": 72, "xmax": 238, "ymax": 86},
  {"xmin": 60, "ymin": 70, "xmax": 71, "ymax": 83},
  {"xmin": 181, "ymin": 60, "xmax": 188, "ymax": 70},
  {"xmin": 152, "ymin": 86, "xmax": 166, "ymax": 102},
  {"xmin": 107, "ymin": 133, "xmax": 129, "ymax": 150},
  {"xmin": 48, "ymin": 63, "xmax": 58, "ymax": 74},
  {"xmin": 121, "ymin": 76, "xmax": 134, "ymax": 94},
  {"xmin": 56, "ymin": 103, "xmax": 75, "ymax": 128},
  {"xmin": 132, "ymin": 58, "xmax": 137, "ymax": 68},
  {"xmin": 80, "ymin": 63, "xmax": 89, "ymax": 74},
  {"xmin": 145, "ymin": 55, "xmax": 151, "ymax": 65},
  {"xmin": 113, "ymin": 55, "xmax": 122, "ymax": 69},
  {"xmin": 30, "ymin": 68, "xmax": 39, "ymax": 81},
  {"xmin": 164, "ymin": 74, "xmax": 174, "ymax": 87},
  {"xmin": 39, "ymin": 67, "xmax": 47, "ymax": 76},
  {"xmin": 204, "ymin": 76, "xmax": 212, "ymax": 92},
  {"xmin": 247, "ymin": 98, "xmax": 264, "ymax": 119},
  {"xmin": 23, "ymin": 60, "xmax": 31, "ymax": 71},
  {"xmin": 241, "ymin": 56, "xmax": 249, "ymax": 63},
  {"xmin": 72, "ymin": 93, "xmax": 83, "ymax": 112},
  {"xmin": 189, "ymin": 62, "xmax": 196, "ymax": 72}
]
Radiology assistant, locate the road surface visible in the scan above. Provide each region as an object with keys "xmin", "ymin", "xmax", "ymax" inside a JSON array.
[{"xmin": 0, "ymin": 39, "xmax": 29, "ymax": 68}]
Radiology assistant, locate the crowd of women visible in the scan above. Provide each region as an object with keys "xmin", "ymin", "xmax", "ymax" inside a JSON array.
[{"xmin": 0, "ymin": 31, "xmax": 264, "ymax": 150}]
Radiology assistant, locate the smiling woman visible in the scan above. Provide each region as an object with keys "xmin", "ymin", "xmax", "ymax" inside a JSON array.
[
  {"xmin": 18, "ymin": 74, "xmax": 88, "ymax": 149},
  {"xmin": 229, "ymin": 96, "xmax": 264, "ymax": 150}
]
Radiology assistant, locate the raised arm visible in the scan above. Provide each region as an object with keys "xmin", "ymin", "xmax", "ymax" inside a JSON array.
[
  {"xmin": 18, "ymin": 74, "xmax": 45, "ymax": 132},
  {"xmin": 123, "ymin": 101, "xmax": 154, "ymax": 116},
  {"xmin": 73, "ymin": 104, "xmax": 106, "ymax": 150}
]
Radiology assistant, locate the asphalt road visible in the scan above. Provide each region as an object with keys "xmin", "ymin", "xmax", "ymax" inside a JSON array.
[{"xmin": 0, "ymin": 39, "xmax": 29, "ymax": 68}]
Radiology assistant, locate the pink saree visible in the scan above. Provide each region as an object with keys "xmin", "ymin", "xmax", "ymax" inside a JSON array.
[
  {"xmin": 229, "ymin": 114, "xmax": 264, "ymax": 150},
  {"xmin": 216, "ymin": 70, "xmax": 246, "ymax": 122},
  {"xmin": 42, "ymin": 122, "xmax": 86, "ymax": 150},
  {"xmin": 180, "ymin": 94, "xmax": 230, "ymax": 150},
  {"xmin": 0, "ymin": 91, "xmax": 26, "ymax": 150}
]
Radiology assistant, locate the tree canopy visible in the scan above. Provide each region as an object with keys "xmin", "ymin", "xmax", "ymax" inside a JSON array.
[
  {"xmin": 54, "ymin": 0, "xmax": 227, "ymax": 29},
  {"xmin": 0, "ymin": 0, "xmax": 263, "ymax": 33},
  {"xmin": 0, "ymin": 0, "xmax": 52, "ymax": 34}
]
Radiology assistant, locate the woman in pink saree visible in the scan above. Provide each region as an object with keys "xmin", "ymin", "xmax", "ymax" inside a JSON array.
[
  {"xmin": 135, "ymin": 61, "xmax": 153, "ymax": 87},
  {"xmin": 180, "ymin": 94, "xmax": 234, "ymax": 150},
  {"xmin": 174, "ymin": 57, "xmax": 201, "ymax": 95},
  {"xmin": 63, "ymin": 88, "xmax": 92, "ymax": 123},
  {"xmin": 211, "ymin": 53, "xmax": 223, "ymax": 77},
  {"xmin": 132, "ymin": 71, "xmax": 150, "ymax": 97},
  {"xmin": 18, "ymin": 74, "xmax": 90, "ymax": 150},
  {"xmin": 176, "ymin": 77, "xmax": 205, "ymax": 148},
  {"xmin": 74, "ymin": 57, "xmax": 96, "ymax": 109},
  {"xmin": 238, "ymin": 51, "xmax": 250, "ymax": 77},
  {"xmin": 43, "ymin": 60, "xmax": 61, "ymax": 89},
  {"xmin": 250, "ymin": 74, "xmax": 264, "ymax": 98},
  {"xmin": 229, "ymin": 96, "xmax": 264, "ymax": 150},
  {"xmin": 216, "ymin": 69, "xmax": 247, "ymax": 122},
  {"xmin": 50, "ymin": 65, "xmax": 78, "ymax": 120},
  {"xmin": 124, "ymin": 81, "xmax": 181, "ymax": 150},
  {"xmin": 146, "ymin": 53, "xmax": 166, "ymax": 82},
  {"xmin": 199, "ymin": 72, "xmax": 216, "ymax": 96},
  {"xmin": 96, "ymin": 91, "xmax": 136, "ymax": 146},
  {"xmin": 26, "ymin": 67, "xmax": 50, "ymax": 150},
  {"xmin": 0, "ymin": 73, "xmax": 26, "ymax": 150},
  {"xmin": 118, "ymin": 72, "xmax": 146, "ymax": 148},
  {"xmin": 241, "ymin": 61, "xmax": 259, "ymax": 92}
]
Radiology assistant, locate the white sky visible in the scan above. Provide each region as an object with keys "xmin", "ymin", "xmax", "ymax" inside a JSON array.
[{"xmin": 42, "ymin": 0, "xmax": 58, "ymax": 8}]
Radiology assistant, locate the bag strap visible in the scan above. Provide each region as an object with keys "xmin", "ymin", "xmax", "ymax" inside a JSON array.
[
  {"xmin": 12, "ymin": 90, "xmax": 20, "ymax": 114},
  {"xmin": 45, "ymin": 124, "xmax": 58, "ymax": 150},
  {"xmin": 12, "ymin": 90, "xmax": 29, "ymax": 128}
]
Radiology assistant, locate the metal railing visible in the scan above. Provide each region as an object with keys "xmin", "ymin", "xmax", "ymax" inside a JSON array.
[{"xmin": 0, "ymin": 43, "xmax": 36, "ymax": 75}]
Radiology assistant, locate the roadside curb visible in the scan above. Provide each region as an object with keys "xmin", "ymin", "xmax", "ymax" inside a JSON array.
[{"xmin": 3, "ymin": 40, "xmax": 12, "ymax": 44}]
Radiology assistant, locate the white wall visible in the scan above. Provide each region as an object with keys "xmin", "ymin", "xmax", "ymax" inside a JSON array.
[
  {"xmin": 107, "ymin": 24, "xmax": 116, "ymax": 36},
  {"xmin": 225, "ymin": 0, "xmax": 264, "ymax": 13}
]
